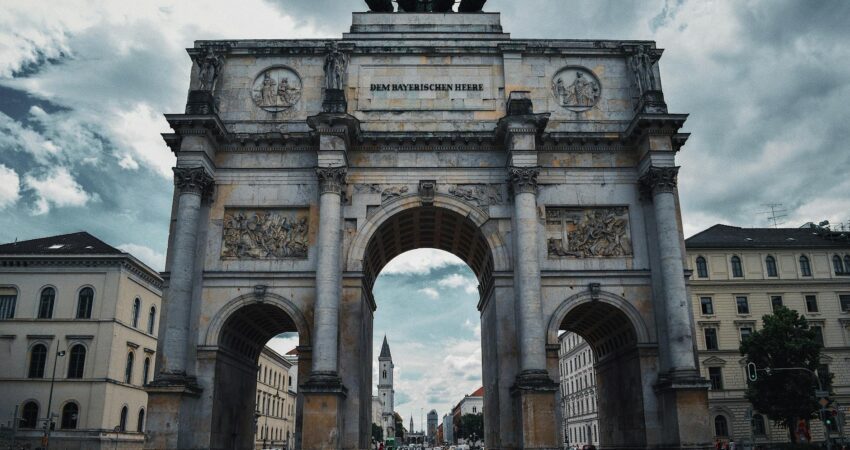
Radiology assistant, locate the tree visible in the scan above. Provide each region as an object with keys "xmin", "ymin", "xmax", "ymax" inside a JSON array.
[
  {"xmin": 394, "ymin": 412, "xmax": 406, "ymax": 438},
  {"xmin": 455, "ymin": 413, "xmax": 483, "ymax": 443},
  {"xmin": 372, "ymin": 423, "xmax": 384, "ymax": 444},
  {"xmin": 740, "ymin": 306, "xmax": 830, "ymax": 442}
]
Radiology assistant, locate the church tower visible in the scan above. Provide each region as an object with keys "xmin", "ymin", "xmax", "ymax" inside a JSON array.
[{"xmin": 378, "ymin": 335, "xmax": 395, "ymax": 439}]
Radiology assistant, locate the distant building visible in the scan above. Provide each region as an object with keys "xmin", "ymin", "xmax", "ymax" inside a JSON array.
[
  {"xmin": 442, "ymin": 413, "xmax": 453, "ymax": 444},
  {"xmin": 377, "ymin": 336, "xmax": 395, "ymax": 440},
  {"xmin": 254, "ymin": 347, "xmax": 296, "ymax": 450},
  {"xmin": 436, "ymin": 423, "xmax": 443, "ymax": 445},
  {"xmin": 558, "ymin": 332, "xmax": 599, "ymax": 447},
  {"xmin": 371, "ymin": 396, "xmax": 384, "ymax": 429},
  {"xmin": 0, "ymin": 232, "xmax": 162, "ymax": 449},
  {"xmin": 686, "ymin": 224, "xmax": 850, "ymax": 444},
  {"xmin": 450, "ymin": 387, "xmax": 483, "ymax": 443},
  {"xmin": 427, "ymin": 409, "xmax": 438, "ymax": 442}
]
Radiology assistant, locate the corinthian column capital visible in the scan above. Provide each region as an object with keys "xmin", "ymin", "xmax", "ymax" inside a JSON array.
[
  {"xmin": 639, "ymin": 166, "xmax": 679, "ymax": 196},
  {"xmin": 173, "ymin": 167, "xmax": 215, "ymax": 196},
  {"xmin": 317, "ymin": 167, "xmax": 347, "ymax": 194},
  {"xmin": 508, "ymin": 166, "xmax": 540, "ymax": 196}
]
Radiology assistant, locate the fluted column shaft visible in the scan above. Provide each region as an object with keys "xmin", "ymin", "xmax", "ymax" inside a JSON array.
[
  {"xmin": 312, "ymin": 167, "xmax": 346, "ymax": 375},
  {"xmin": 509, "ymin": 167, "xmax": 547, "ymax": 374},
  {"xmin": 641, "ymin": 166, "xmax": 697, "ymax": 375},
  {"xmin": 161, "ymin": 167, "xmax": 213, "ymax": 375}
]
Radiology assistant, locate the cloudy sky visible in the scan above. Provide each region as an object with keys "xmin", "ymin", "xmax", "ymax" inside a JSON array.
[{"xmin": 2, "ymin": 0, "xmax": 849, "ymax": 426}]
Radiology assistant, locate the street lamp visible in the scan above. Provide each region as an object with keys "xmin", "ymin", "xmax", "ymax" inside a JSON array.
[{"xmin": 42, "ymin": 348, "xmax": 66, "ymax": 450}]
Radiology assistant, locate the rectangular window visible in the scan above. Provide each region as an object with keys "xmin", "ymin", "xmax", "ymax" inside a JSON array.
[
  {"xmin": 771, "ymin": 295, "xmax": 784, "ymax": 311},
  {"xmin": 704, "ymin": 328, "xmax": 719, "ymax": 350},
  {"xmin": 740, "ymin": 327, "xmax": 753, "ymax": 342},
  {"xmin": 811, "ymin": 326, "xmax": 824, "ymax": 346},
  {"xmin": 840, "ymin": 295, "xmax": 850, "ymax": 313},
  {"xmin": 700, "ymin": 297, "xmax": 714, "ymax": 315},
  {"xmin": 805, "ymin": 295, "xmax": 819, "ymax": 313},
  {"xmin": 736, "ymin": 296, "xmax": 750, "ymax": 314},
  {"xmin": 708, "ymin": 367, "xmax": 723, "ymax": 390},
  {"xmin": 817, "ymin": 365, "xmax": 831, "ymax": 389}
]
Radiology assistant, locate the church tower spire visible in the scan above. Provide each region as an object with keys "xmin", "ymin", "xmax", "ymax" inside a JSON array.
[{"xmin": 378, "ymin": 335, "xmax": 395, "ymax": 439}]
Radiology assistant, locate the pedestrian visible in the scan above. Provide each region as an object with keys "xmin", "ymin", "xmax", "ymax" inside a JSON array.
[{"xmin": 729, "ymin": 439, "xmax": 736, "ymax": 450}]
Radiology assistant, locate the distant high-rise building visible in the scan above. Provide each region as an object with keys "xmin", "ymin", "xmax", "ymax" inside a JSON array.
[{"xmin": 427, "ymin": 409, "xmax": 438, "ymax": 441}]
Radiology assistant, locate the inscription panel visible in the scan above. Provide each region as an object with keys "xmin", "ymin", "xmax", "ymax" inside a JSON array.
[
  {"xmin": 357, "ymin": 65, "xmax": 498, "ymax": 111},
  {"xmin": 546, "ymin": 207, "xmax": 632, "ymax": 258},
  {"xmin": 222, "ymin": 208, "xmax": 310, "ymax": 259}
]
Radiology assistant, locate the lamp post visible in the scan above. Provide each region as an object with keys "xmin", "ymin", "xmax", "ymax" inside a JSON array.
[{"xmin": 42, "ymin": 348, "xmax": 66, "ymax": 450}]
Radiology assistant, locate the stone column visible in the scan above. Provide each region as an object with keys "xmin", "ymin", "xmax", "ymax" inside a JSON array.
[
  {"xmin": 508, "ymin": 166, "xmax": 548, "ymax": 376},
  {"xmin": 639, "ymin": 166, "xmax": 697, "ymax": 376},
  {"xmin": 161, "ymin": 166, "xmax": 214, "ymax": 376},
  {"xmin": 312, "ymin": 167, "xmax": 347, "ymax": 376}
]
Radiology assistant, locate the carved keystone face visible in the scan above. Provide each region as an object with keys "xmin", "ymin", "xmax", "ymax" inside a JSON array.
[
  {"xmin": 552, "ymin": 66, "xmax": 602, "ymax": 112},
  {"xmin": 252, "ymin": 66, "xmax": 303, "ymax": 113}
]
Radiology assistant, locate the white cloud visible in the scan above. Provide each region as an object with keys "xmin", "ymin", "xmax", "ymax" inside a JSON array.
[
  {"xmin": 117, "ymin": 243, "xmax": 166, "ymax": 272},
  {"xmin": 437, "ymin": 273, "xmax": 479, "ymax": 295},
  {"xmin": 109, "ymin": 104, "xmax": 173, "ymax": 177},
  {"xmin": 267, "ymin": 333, "xmax": 299, "ymax": 356},
  {"xmin": 382, "ymin": 248, "xmax": 466, "ymax": 275},
  {"xmin": 417, "ymin": 287, "xmax": 439, "ymax": 299},
  {"xmin": 0, "ymin": 165, "xmax": 21, "ymax": 209},
  {"xmin": 23, "ymin": 167, "xmax": 96, "ymax": 215}
]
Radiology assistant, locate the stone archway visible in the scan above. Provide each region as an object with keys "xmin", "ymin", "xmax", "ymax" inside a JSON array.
[
  {"xmin": 341, "ymin": 194, "xmax": 510, "ymax": 449},
  {"xmin": 198, "ymin": 294, "xmax": 310, "ymax": 450},
  {"xmin": 548, "ymin": 291, "xmax": 657, "ymax": 448}
]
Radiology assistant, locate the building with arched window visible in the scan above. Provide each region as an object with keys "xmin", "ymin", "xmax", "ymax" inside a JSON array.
[
  {"xmin": 254, "ymin": 347, "xmax": 297, "ymax": 450},
  {"xmin": 686, "ymin": 223, "xmax": 850, "ymax": 445},
  {"xmin": 0, "ymin": 232, "xmax": 162, "ymax": 449}
]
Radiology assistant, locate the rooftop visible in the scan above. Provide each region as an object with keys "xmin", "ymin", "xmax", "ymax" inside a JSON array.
[
  {"xmin": 685, "ymin": 224, "xmax": 850, "ymax": 250},
  {"xmin": 0, "ymin": 231, "xmax": 125, "ymax": 255}
]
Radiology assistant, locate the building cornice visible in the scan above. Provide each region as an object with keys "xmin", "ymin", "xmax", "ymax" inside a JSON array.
[{"xmin": 0, "ymin": 254, "xmax": 163, "ymax": 290}]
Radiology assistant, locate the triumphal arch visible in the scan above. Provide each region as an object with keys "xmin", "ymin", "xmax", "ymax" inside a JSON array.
[{"xmin": 146, "ymin": 1, "xmax": 712, "ymax": 449}]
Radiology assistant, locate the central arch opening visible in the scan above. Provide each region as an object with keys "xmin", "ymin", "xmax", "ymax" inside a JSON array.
[{"xmin": 362, "ymin": 204, "xmax": 496, "ymax": 448}]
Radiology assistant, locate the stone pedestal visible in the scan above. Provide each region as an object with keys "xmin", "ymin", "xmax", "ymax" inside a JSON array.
[
  {"xmin": 300, "ymin": 375, "xmax": 348, "ymax": 450},
  {"xmin": 655, "ymin": 376, "xmax": 713, "ymax": 450},
  {"xmin": 144, "ymin": 380, "xmax": 202, "ymax": 450},
  {"xmin": 512, "ymin": 373, "xmax": 560, "ymax": 450}
]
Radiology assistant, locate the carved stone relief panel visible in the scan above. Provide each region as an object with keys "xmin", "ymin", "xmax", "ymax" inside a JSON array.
[
  {"xmin": 252, "ymin": 66, "xmax": 303, "ymax": 113},
  {"xmin": 546, "ymin": 207, "xmax": 632, "ymax": 258},
  {"xmin": 222, "ymin": 208, "xmax": 310, "ymax": 259},
  {"xmin": 353, "ymin": 184, "xmax": 411, "ymax": 203},
  {"xmin": 446, "ymin": 184, "xmax": 505, "ymax": 207},
  {"xmin": 552, "ymin": 66, "xmax": 602, "ymax": 112}
]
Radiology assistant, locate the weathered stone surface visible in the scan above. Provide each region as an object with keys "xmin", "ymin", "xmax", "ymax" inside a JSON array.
[{"xmin": 148, "ymin": 10, "xmax": 711, "ymax": 450}]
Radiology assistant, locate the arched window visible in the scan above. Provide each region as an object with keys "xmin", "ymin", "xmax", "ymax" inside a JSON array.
[
  {"xmin": 125, "ymin": 352, "xmax": 134, "ymax": 384},
  {"xmin": 137, "ymin": 408, "xmax": 145, "ymax": 432},
  {"xmin": 800, "ymin": 255, "xmax": 812, "ymax": 277},
  {"xmin": 21, "ymin": 402, "xmax": 39, "ymax": 428},
  {"xmin": 383, "ymin": 370, "xmax": 387, "ymax": 379},
  {"xmin": 696, "ymin": 256, "xmax": 708, "ymax": 278},
  {"xmin": 752, "ymin": 414, "xmax": 766, "ymax": 436},
  {"xmin": 28, "ymin": 344, "xmax": 48, "ymax": 378},
  {"xmin": 67, "ymin": 344, "xmax": 86, "ymax": 379},
  {"xmin": 147, "ymin": 306, "xmax": 156, "ymax": 334},
  {"xmin": 765, "ymin": 255, "xmax": 777, "ymax": 277},
  {"xmin": 119, "ymin": 406, "xmax": 128, "ymax": 431},
  {"xmin": 834, "ymin": 255, "xmax": 844, "ymax": 275},
  {"xmin": 731, "ymin": 256, "xmax": 743, "ymax": 278},
  {"xmin": 38, "ymin": 287, "xmax": 55, "ymax": 319},
  {"xmin": 845, "ymin": 256, "xmax": 850, "ymax": 274},
  {"xmin": 76, "ymin": 287, "xmax": 94, "ymax": 319},
  {"xmin": 143, "ymin": 357, "xmax": 151, "ymax": 385},
  {"xmin": 714, "ymin": 415, "xmax": 729, "ymax": 437},
  {"xmin": 61, "ymin": 402, "xmax": 79, "ymax": 429},
  {"xmin": 132, "ymin": 298, "xmax": 141, "ymax": 328},
  {"xmin": 0, "ymin": 287, "xmax": 17, "ymax": 319}
]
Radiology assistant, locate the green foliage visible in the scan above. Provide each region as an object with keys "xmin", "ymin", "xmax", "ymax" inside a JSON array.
[
  {"xmin": 739, "ymin": 306, "xmax": 828, "ymax": 440},
  {"xmin": 372, "ymin": 423, "xmax": 383, "ymax": 443},
  {"xmin": 393, "ymin": 412, "xmax": 406, "ymax": 438},
  {"xmin": 455, "ymin": 413, "xmax": 483, "ymax": 441}
]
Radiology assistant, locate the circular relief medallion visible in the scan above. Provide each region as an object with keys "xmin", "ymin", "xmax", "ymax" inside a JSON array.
[
  {"xmin": 252, "ymin": 66, "xmax": 302, "ymax": 113},
  {"xmin": 552, "ymin": 67, "xmax": 602, "ymax": 112}
]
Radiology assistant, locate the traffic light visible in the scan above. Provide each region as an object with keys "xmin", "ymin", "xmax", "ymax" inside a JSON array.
[{"xmin": 746, "ymin": 362, "xmax": 758, "ymax": 382}]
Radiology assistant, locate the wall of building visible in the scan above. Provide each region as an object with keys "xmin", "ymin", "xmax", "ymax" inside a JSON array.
[
  {"xmin": 0, "ymin": 258, "xmax": 161, "ymax": 449},
  {"xmin": 255, "ymin": 347, "xmax": 296, "ymax": 450},
  {"xmin": 558, "ymin": 332, "xmax": 599, "ymax": 447}
]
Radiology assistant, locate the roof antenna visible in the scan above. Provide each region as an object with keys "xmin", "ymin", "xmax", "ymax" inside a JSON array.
[{"xmin": 757, "ymin": 203, "xmax": 787, "ymax": 228}]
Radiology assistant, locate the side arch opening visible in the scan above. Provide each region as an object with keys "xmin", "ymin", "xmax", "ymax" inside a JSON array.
[{"xmin": 554, "ymin": 297, "xmax": 649, "ymax": 449}]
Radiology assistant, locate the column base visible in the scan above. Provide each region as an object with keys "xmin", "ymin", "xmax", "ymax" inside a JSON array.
[
  {"xmin": 511, "ymin": 371, "xmax": 559, "ymax": 450},
  {"xmin": 654, "ymin": 373, "xmax": 712, "ymax": 450},
  {"xmin": 144, "ymin": 374, "xmax": 203, "ymax": 450},
  {"xmin": 301, "ymin": 372, "xmax": 348, "ymax": 450}
]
